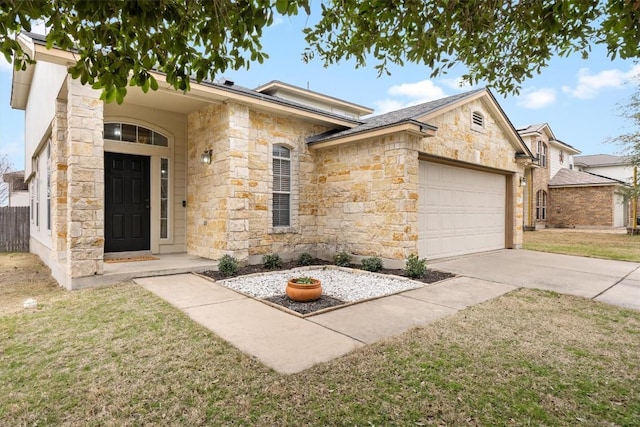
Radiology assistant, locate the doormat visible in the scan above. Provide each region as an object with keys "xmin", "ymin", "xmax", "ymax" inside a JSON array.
[{"xmin": 104, "ymin": 256, "xmax": 159, "ymax": 264}]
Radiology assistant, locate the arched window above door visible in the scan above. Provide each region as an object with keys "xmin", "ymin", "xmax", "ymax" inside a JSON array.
[{"xmin": 104, "ymin": 123, "xmax": 169, "ymax": 147}]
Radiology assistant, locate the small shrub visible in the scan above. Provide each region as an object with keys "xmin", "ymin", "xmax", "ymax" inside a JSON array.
[
  {"xmin": 293, "ymin": 276, "xmax": 315, "ymax": 284},
  {"xmin": 218, "ymin": 254, "xmax": 239, "ymax": 277},
  {"xmin": 262, "ymin": 253, "xmax": 283, "ymax": 270},
  {"xmin": 361, "ymin": 256, "xmax": 383, "ymax": 272},
  {"xmin": 333, "ymin": 251, "xmax": 351, "ymax": 267},
  {"xmin": 405, "ymin": 253, "xmax": 427, "ymax": 279},
  {"xmin": 297, "ymin": 252, "xmax": 314, "ymax": 266}
]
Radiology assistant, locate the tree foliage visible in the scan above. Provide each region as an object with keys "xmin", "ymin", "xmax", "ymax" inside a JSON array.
[
  {"xmin": 303, "ymin": 0, "xmax": 640, "ymax": 94},
  {"xmin": 610, "ymin": 79, "xmax": 640, "ymax": 166},
  {"xmin": 1, "ymin": 0, "xmax": 639, "ymax": 101},
  {"xmin": 0, "ymin": 0, "xmax": 308, "ymax": 104}
]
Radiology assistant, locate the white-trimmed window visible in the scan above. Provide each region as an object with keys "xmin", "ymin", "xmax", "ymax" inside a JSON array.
[
  {"xmin": 103, "ymin": 123, "xmax": 168, "ymax": 147},
  {"xmin": 537, "ymin": 141, "xmax": 548, "ymax": 168},
  {"xmin": 272, "ymin": 145, "xmax": 291, "ymax": 227},
  {"xmin": 35, "ymin": 159, "xmax": 39, "ymax": 228},
  {"xmin": 536, "ymin": 190, "xmax": 547, "ymax": 220},
  {"xmin": 160, "ymin": 158, "xmax": 169, "ymax": 239}
]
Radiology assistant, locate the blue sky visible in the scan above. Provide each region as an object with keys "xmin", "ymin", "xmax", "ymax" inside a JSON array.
[{"xmin": 1, "ymin": 14, "xmax": 639, "ymax": 172}]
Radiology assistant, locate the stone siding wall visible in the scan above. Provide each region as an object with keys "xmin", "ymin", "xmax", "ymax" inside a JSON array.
[
  {"xmin": 64, "ymin": 77, "xmax": 105, "ymax": 281},
  {"xmin": 187, "ymin": 103, "xmax": 329, "ymax": 262},
  {"xmin": 186, "ymin": 96, "xmax": 525, "ymax": 264},
  {"xmin": 51, "ymin": 99, "xmax": 68, "ymax": 266},
  {"xmin": 548, "ymin": 186, "xmax": 615, "ymax": 227},
  {"xmin": 312, "ymin": 134, "xmax": 420, "ymax": 261}
]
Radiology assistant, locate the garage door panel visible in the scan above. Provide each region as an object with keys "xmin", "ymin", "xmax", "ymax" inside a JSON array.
[{"xmin": 418, "ymin": 161, "xmax": 506, "ymax": 259}]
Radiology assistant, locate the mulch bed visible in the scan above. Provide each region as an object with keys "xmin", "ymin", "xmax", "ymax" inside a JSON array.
[{"xmin": 200, "ymin": 259, "xmax": 455, "ymax": 315}]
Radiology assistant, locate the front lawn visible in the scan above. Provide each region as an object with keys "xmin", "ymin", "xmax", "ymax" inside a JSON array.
[
  {"xmin": 1, "ymin": 253, "xmax": 639, "ymax": 425},
  {"xmin": 524, "ymin": 230, "xmax": 640, "ymax": 262}
]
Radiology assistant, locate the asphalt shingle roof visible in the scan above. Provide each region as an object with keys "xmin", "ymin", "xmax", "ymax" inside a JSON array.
[
  {"xmin": 307, "ymin": 88, "xmax": 488, "ymax": 143},
  {"xmin": 549, "ymin": 168, "xmax": 622, "ymax": 187},
  {"xmin": 574, "ymin": 154, "xmax": 630, "ymax": 167}
]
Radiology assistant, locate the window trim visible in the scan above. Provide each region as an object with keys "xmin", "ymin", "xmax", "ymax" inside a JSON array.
[
  {"xmin": 536, "ymin": 190, "xmax": 547, "ymax": 220},
  {"xmin": 272, "ymin": 145, "xmax": 291, "ymax": 228},
  {"xmin": 537, "ymin": 140, "xmax": 548, "ymax": 168},
  {"xmin": 103, "ymin": 122, "xmax": 169, "ymax": 147}
]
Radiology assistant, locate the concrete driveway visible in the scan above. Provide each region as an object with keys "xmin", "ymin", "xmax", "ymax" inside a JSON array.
[{"xmin": 431, "ymin": 249, "xmax": 640, "ymax": 311}]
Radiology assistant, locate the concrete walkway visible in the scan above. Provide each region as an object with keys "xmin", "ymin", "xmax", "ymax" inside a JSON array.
[
  {"xmin": 135, "ymin": 274, "xmax": 514, "ymax": 374},
  {"xmin": 431, "ymin": 250, "xmax": 640, "ymax": 310},
  {"xmin": 135, "ymin": 250, "xmax": 640, "ymax": 374}
]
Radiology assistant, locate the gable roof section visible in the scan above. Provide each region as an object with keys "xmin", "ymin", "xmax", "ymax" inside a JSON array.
[
  {"xmin": 574, "ymin": 154, "xmax": 630, "ymax": 167},
  {"xmin": 549, "ymin": 168, "xmax": 624, "ymax": 187},
  {"xmin": 255, "ymin": 80, "xmax": 373, "ymax": 118},
  {"xmin": 308, "ymin": 88, "xmax": 532, "ymax": 158},
  {"xmin": 517, "ymin": 123, "xmax": 580, "ymax": 154}
]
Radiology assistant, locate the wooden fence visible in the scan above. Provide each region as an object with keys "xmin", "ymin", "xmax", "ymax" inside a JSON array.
[{"xmin": 0, "ymin": 206, "xmax": 29, "ymax": 252}]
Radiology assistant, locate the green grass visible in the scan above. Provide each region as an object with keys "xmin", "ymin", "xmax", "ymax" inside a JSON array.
[
  {"xmin": 524, "ymin": 230, "xmax": 640, "ymax": 261},
  {"xmin": 2, "ymin": 253, "xmax": 640, "ymax": 425}
]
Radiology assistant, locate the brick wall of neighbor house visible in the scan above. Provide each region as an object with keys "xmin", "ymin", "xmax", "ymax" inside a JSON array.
[
  {"xmin": 64, "ymin": 77, "xmax": 105, "ymax": 280},
  {"xmin": 418, "ymin": 99, "xmax": 525, "ymax": 247},
  {"xmin": 548, "ymin": 186, "xmax": 615, "ymax": 227}
]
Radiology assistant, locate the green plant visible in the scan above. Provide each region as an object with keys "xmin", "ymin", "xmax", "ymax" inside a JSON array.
[
  {"xmin": 361, "ymin": 256, "xmax": 383, "ymax": 272},
  {"xmin": 292, "ymin": 276, "xmax": 315, "ymax": 285},
  {"xmin": 333, "ymin": 251, "xmax": 351, "ymax": 267},
  {"xmin": 405, "ymin": 253, "xmax": 427, "ymax": 279},
  {"xmin": 217, "ymin": 254, "xmax": 239, "ymax": 277},
  {"xmin": 297, "ymin": 252, "xmax": 314, "ymax": 266},
  {"xmin": 262, "ymin": 253, "xmax": 283, "ymax": 270}
]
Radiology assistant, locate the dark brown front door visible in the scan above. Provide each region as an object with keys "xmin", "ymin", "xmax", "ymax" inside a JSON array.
[{"xmin": 104, "ymin": 152, "xmax": 150, "ymax": 252}]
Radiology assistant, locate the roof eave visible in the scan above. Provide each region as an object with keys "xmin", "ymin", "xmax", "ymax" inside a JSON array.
[{"xmin": 307, "ymin": 121, "xmax": 437, "ymax": 150}]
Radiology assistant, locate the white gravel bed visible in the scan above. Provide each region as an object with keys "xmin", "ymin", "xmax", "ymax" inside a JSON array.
[{"xmin": 218, "ymin": 266, "xmax": 422, "ymax": 302}]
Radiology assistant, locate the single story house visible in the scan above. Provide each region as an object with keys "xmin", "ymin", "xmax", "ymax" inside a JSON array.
[
  {"xmin": 10, "ymin": 32, "xmax": 533, "ymax": 289},
  {"xmin": 2, "ymin": 170, "xmax": 29, "ymax": 207}
]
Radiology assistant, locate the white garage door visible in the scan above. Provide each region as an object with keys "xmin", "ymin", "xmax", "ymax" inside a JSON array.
[{"xmin": 418, "ymin": 161, "xmax": 506, "ymax": 259}]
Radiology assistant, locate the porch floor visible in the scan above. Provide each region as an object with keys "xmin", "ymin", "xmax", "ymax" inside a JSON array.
[{"xmin": 75, "ymin": 253, "xmax": 217, "ymax": 289}]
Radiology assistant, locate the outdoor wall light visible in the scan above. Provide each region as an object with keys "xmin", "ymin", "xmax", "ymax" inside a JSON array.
[
  {"xmin": 200, "ymin": 149, "xmax": 212, "ymax": 164},
  {"xmin": 519, "ymin": 176, "xmax": 527, "ymax": 187}
]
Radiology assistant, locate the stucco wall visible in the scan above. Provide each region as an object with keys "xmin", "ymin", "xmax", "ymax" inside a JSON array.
[{"xmin": 24, "ymin": 62, "xmax": 67, "ymax": 176}]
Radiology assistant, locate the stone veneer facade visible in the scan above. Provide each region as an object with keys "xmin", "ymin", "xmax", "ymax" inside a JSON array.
[
  {"xmin": 186, "ymin": 96, "xmax": 525, "ymax": 267},
  {"xmin": 43, "ymin": 77, "xmax": 105, "ymax": 288}
]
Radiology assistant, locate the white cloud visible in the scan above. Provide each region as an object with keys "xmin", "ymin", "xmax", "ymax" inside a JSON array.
[
  {"xmin": 372, "ymin": 79, "xmax": 448, "ymax": 114},
  {"xmin": 517, "ymin": 88, "xmax": 557, "ymax": 109},
  {"xmin": 562, "ymin": 64, "xmax": 640, "ymax": 99},
  {"xmin": 387, "ymin": 80, "xmax": 447, "ymax": 100}
]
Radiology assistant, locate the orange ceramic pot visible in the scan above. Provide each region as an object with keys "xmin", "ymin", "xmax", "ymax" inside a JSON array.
[{"xmin": 286, "ymin": 278, "xmax": 322, "ymax": 302}]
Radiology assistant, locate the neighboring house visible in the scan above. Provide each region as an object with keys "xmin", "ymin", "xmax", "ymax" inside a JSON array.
[
  {"xmin": 517, "ymin": 123, "xmax": 581, "ymax": 229},
  {"xmin": 548, "ymin": 169, "xmax": 626, "ymax": 228},
  {"xmin": 574, "ymin": 154, "xmax": 634, "ymax": 182},
  {"xmin": 10, "ymin": 32, "xmax": 533, "ymax": 289},
  {"xmin": 518, "ymin": 124, "xmax": 627, "ymax": 229},
  {"xmin": 2, "ymin": 171, "xmax": 29, "ymax": 207},
  {"xmin": 574, "ymin": 154, "xmax": 636, "ymax": 227}
]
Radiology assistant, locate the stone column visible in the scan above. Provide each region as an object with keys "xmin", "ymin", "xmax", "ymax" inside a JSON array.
[
  {"xmin": 51, "ymin": 98, "xmax": 68, "ymax": 269},
  {"xmin": 64, "ymin": 77, "xmax": 104, "ymax": 283}
]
